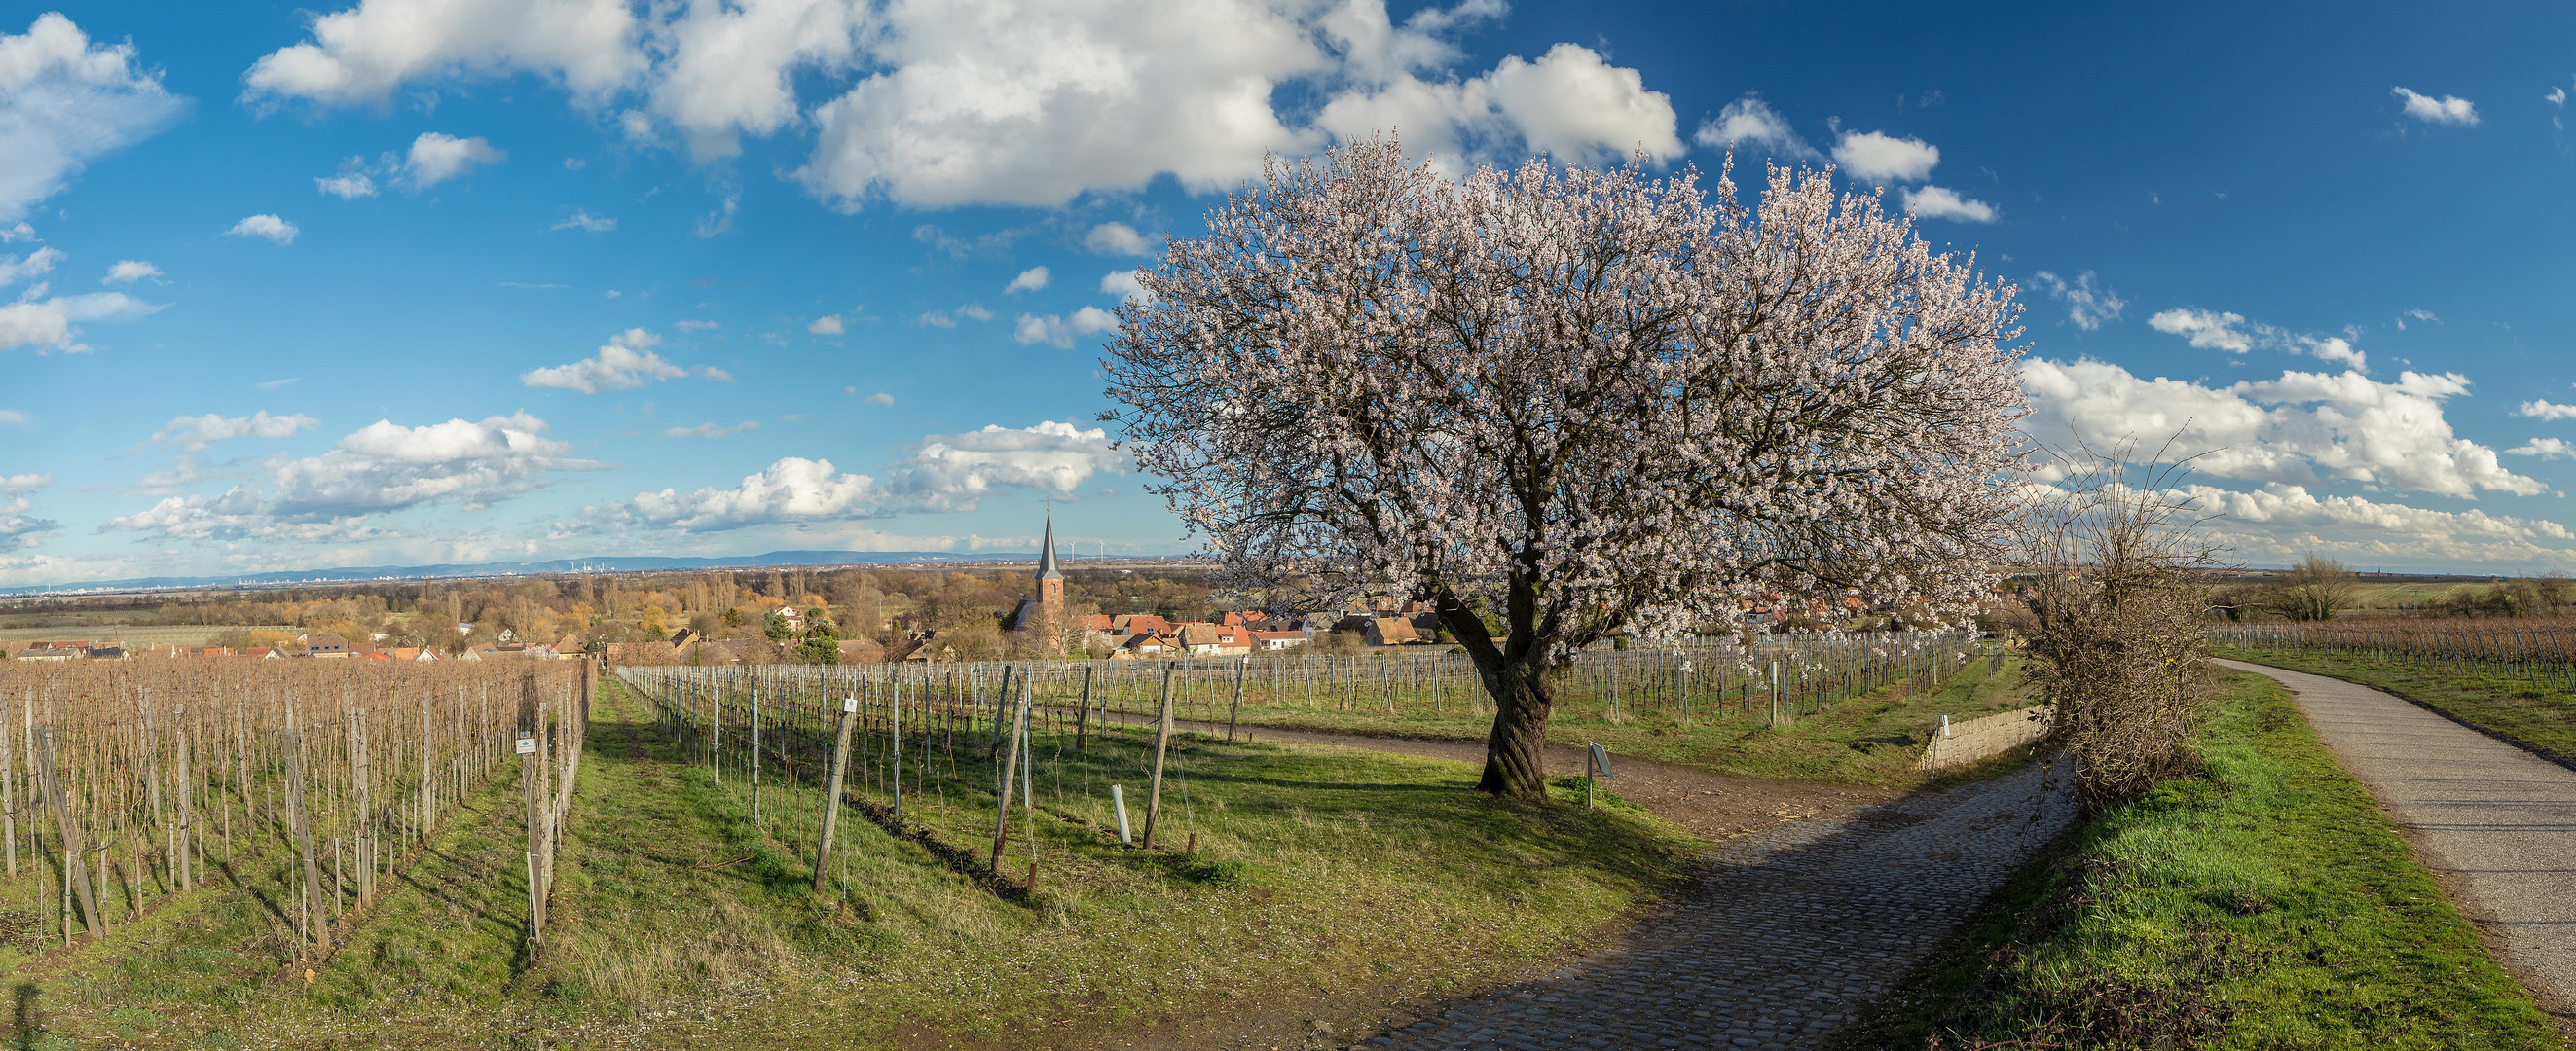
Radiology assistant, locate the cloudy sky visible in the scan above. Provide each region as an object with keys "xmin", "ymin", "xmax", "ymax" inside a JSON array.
[{"xmin": 2, "ymin": 0, "xmax": 2573, "ymax": 586}]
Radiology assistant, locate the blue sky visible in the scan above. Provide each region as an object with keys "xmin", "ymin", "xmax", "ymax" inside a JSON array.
[{"xmin": 2, "ymin": 0, "xmax": 2573, "ymax": 587}]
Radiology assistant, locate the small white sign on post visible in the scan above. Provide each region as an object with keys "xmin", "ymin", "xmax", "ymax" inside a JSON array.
[
  {"xmin": 842, "ymin": 696, "xmax": 859, "ymax": 715},
  {"xmin": 515, "ymin": 735, "xmax": 536, "ymax": 755}
]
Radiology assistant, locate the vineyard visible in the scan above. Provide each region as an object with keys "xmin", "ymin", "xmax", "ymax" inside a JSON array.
[
  {"xmin": 609, "ymin": 630, "xmax": 1996, "ymax": 893},
  {"xmin": 2213, "ymin": 621, "xmax": 2576, "ymax": 687},
  {"xmin": 0, "ymin": 630, "xmax": 2013, "ymax": 1045},
  {"xmin": 0, "ymin": 660, "xmax": 588, "ymax": 961}
]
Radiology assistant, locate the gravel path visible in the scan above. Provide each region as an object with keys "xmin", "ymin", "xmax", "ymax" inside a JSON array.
[
  {"xmin": 2216, "ymin": 659, "xmax": 2576, "ymax": 1014},
  {"xmin": 1362, "ymin": 754, "xmax": 2077, "ymax": 1050}
]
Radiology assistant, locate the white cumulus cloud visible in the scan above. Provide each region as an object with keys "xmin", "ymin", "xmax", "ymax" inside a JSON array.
[
  {"xmin": 241, "ymin": 0, "xmax": 644, "ymax": 106},
  {"xmin": 1831, "ymin": 130, "xmax": 1938, "ymax": 182},
  {"xmin": 593, "ymin": 455, "xmax": 880, "ymax": 531},
  {"xmin": 1085, "ymin": 222, "xmax": 1154, "ymax": 256},
  {"xmin": 0, "ymin": 472, "xmax": 55, "ymax": 551},
  {"xmin": 1691, "ymin": 93, "xmax": 1818, "ymax": 160},
  {"xmin": 2021, "ymin": 358, "xmax": 2539, "ymax": 499},
  {"xmin": 520, "ymin": 328, "xmax": 689, "ymax": 393},
  {"xmin": 150, "ymin": 410, "xmax": 321, "ymax": 452},
  {"xmin": 1005, "ymin": 266, "xmax": 1049, "ymax": 294},
  {"xmin": 2031, "ymin": 271, "xmax": 2124, "ymax": 330},
  {"xmin": 0, "ymin": 246, "xmax": 61, "ymax": 286},
  {"xmin": 583, "ymin": 418, "xmax": 1121, "ymax": 530},
  {"xmin": 405, "ymin": 131, "xmax": 504, "ymax": 186},
  {"xmin": 664, "ymin": 420, "xmax": 759, "ymax": 439},
  {"xmin": 551, "ymin": 208, "xmax": 614, "ymax": 233},
  {"xmin": 1100, "ymin": 269, "xmax": 1149, "ymax": 303},
  {"xmin": 0, "ymin": 289, "xmax": 160, "ymax": 354},
  {"xmin": 1310, "ymin": 41, "xmax": 1681, "ymax": 176},
  {"xmin": 2508, "ymin": 437, "xmax": 2575, "ymax": 459},
  {"xmin": 884, "ymin": 419, "xmax": 1122, "ymax": 511},
  {"xmin": 1013, "ymin": 307, "xmax": 1118, "ymax": 348},
  {"xmin": 1902, "ymin": 185, "xmax": 1996, "ymax": 223},
  {"xmin": 243, "ymin": 0, "xmax": 1683, "ymax": 213},
  {"xmin": 315, "ymin": 169, "xmax": 377, "ymax": 199},
  {"xmin": 102, "ymin": 260, "xmax": 159, "ymax": 284},
  {"xmin": 2149, "ymin": 308, "xmax": 2252, "ymax": 352},
  {"xmin": 0, "ymin": 14, "xmax": 186, "ymax": 222},
  {"xmin": 808, "ymin": 313, "xmax": 844, "ymax": 335},
  {"xmin": 2521, "ymin": 399, "xmax": 2576, "ymax": 421},
  {"xmin": 2158, "ymin": 482, "xmax": 2575, "ymax": 569},
  {"xmin": 226, "ymin": 214, "xmax": 298, "ymax": 244},
  {"xmin": 2149, "ymin": 308, "xmax": 2368, "ymax": 371},
  {"xmin": 108, "ymin": 413, "xmax": 598, "ymax": 542},
  {"xmin": 2392, "ymin": 86, "xmax": 2477, "ymax": 126}
]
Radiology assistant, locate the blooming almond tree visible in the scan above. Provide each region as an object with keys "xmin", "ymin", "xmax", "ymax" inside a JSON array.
[{"xmin": 1104, "ymin": 138, "xmax": 2026, "ymax": 799}]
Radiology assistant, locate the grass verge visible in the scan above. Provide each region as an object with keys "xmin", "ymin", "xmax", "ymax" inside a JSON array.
[
  {"xmin": 2215, "ymin": 642, "xmax": 2576, "ymax": 762},
  {"xmin": 1840, "ymin": 670, "xmax": 2556, "ymax": 1050}
]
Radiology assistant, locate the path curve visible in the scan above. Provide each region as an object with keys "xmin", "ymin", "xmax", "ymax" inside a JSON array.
[
  {"xmin": 1364, "ymin": 756, "xmax": 2075, "ymax": 1050},
  {"xmin": 1090, "ymin": 707, "xmax": 2078, "ymax": 1050},
  {"xmin": 2217, "ymin": 658, "xmax": 2576, "ymax": 1014}
]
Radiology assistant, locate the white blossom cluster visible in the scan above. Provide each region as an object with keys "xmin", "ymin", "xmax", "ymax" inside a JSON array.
[{"xmin": 1105, "ymin": 138, "xmax": 2025, "ymax": 669}]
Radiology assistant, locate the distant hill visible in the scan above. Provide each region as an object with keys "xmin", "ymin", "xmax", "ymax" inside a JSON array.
[{"xmin": 0, "ymin": 550, "xmax": 1042, "ymax": 597}]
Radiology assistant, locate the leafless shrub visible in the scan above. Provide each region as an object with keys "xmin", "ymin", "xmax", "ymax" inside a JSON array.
[{"xmin": 2020, "ymin": 440, "xmax": 2222, "ymax": 814}]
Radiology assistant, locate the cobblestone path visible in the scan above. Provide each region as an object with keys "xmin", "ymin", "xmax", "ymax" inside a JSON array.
[{"xmin": 1366, "ymin": 756, "xmax": 2077, "ymax": 1050}]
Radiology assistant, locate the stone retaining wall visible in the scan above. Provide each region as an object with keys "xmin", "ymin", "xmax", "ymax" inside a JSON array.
[{"xmin": 1919, "ymin": 704, "xmax": 2053, "ymax": 770}]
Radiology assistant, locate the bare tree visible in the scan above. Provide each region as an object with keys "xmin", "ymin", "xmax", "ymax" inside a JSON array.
[
  {"xmin": 2263, "ymin": 553, "xmax": 2357, "ymax": 622},
  {"xmin": 1104, "ymin": 138, "xmax": 2028, "ymax": 799},
  {"xmin": 2020, "ymin": 442, "xmax": 2220, "ymax": 814}
]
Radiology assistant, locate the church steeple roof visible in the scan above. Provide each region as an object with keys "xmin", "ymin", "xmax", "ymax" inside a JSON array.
[{"xmin": 1037, "ymin": 511, "xmax": 1063, "ymax": 580}]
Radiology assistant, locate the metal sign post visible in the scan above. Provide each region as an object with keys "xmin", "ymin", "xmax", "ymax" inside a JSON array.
[{"xmin": 1585, "ymin": 741, "xmax": 1614, "ymax": 809}]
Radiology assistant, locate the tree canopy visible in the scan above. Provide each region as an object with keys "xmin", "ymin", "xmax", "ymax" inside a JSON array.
[{"xmin": 1105, "ymin": 139, "xmax": 2027, "ymax": 797}]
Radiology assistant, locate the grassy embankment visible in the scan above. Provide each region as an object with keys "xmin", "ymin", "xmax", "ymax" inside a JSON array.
[
  {"xmin": 2215, "ymin": 640, "xmax": 2576, "ymax": 760},
  {"xmin": 1215, "ymin": 655, "xmax": 2042, "ymax": 788},
  {"xmin": 1843, "ymin": 670, "xmax": 2557, "ymax": 1050},
  {"xmin": 3, "ymin": 675, "xmax": 1698, "ymax": 1049}
]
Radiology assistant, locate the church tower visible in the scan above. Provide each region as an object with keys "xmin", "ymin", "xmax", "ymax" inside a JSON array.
[{"xmin": 1036, "ymin": 511, "xmax": 1066, "ymax": 648}]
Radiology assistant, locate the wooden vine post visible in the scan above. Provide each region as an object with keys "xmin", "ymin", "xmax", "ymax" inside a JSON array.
[
  {"xmin": 1141, "ymin": 664, "xmax": 1177, "ymax": 849},
  {"xmin": 284, "ymin": 726, "xmax": 324, "ymax": 954},
  {"xmin": 813, "ymin": 692, "xmax": 857, "ymax": 896},
  {"xmin": 519, "ymin": 675, "xmax": 545, "ymax": 953},
  {"xmin": 34, "ymin": 730, "xmax": 102, "ymax": 939},
  {"xmin": 989, "ymin": 679, "xmax": 1033, "ymax": 870},
  {"xmin": 1225, "ymin": 657, "xmax": 1247, "ymax": 743}
]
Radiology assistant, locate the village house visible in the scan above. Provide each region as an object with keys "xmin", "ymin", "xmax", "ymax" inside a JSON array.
[
  {"xmin": 15, "ymin": 640, "xmax": 91, "ymax": 662},
  {"xmin": 1113, "ymin": 613, "xmax": 1175, "ymax": 637},
  {"xmin": 1177, "ymin": 623, "xmax": 1254, "ymax": 657},
  {"xmin": 1365, "ymin": 617, "xmax": 1425, "ymax": 646},
  {"xmin": 1111, "ymin": 630, "xmax": 1177, "ymax": 658}
]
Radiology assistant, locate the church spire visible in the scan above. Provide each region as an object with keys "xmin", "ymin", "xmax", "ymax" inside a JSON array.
[{"xmin": 1037, "ymin": 509, "xmax": 1062, "ymax": 580}]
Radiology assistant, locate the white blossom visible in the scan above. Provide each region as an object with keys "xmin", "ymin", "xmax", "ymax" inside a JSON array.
[{"xmin": 1104, "ymin": 138, "xmax": 2025, "ymax": 795}]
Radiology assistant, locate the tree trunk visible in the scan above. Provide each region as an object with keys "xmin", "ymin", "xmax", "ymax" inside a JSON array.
[{"xmin": 1474, "ymin": 661, "xmax": 1556, "ymax": 800}]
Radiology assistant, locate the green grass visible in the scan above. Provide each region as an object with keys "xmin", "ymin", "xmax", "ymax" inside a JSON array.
[
  {"xmin": 2217, "ymin": 642, "xmax": 2576, "ymax": 761},
  {"xmin": 3, "ymin": 676, "xmax": 1701, "ymax": 1048},
  {"xmin": 1843, "ymin": 670, "xmax": 2557, "ymax": 1050},
  {"xmin": 1210, "ymin": 656, "xmax": 2041, "ymax": 788}
]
